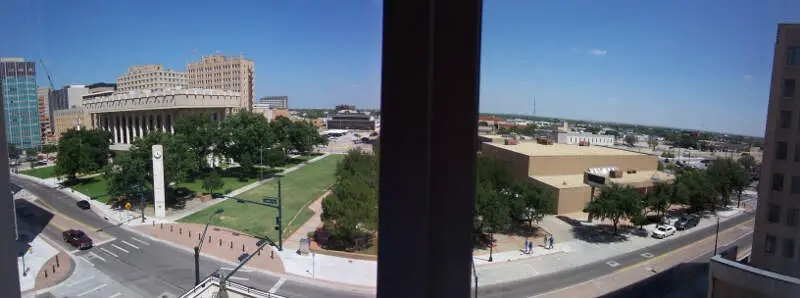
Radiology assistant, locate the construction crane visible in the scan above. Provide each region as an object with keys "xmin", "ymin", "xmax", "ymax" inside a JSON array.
[{"xmin": 39, "ymin": 59, "xmax": 81, "ymax": 133}]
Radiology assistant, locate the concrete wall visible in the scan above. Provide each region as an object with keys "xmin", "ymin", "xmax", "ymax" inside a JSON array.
[
  {"xmin": 709, "ymin": 256, "xmax": 800, "ymax": 298},
  {"xmin": 556, "ymin": 185, "xmax": 592, "ymax": 214},
  {"xmin": 528, "ymin": 154, "xmax": 658, "ymax": 176},
  {"xmin": 480, "ymin": 143, "xmax": 531, "ymax": 181},
  {"xmin": 52, "ymin": 109, "xmax": 89, "ymax": 142}
]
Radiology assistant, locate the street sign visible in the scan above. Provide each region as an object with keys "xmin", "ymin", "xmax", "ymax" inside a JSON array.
[
  {"xmin": 124, "ymin": 202, "xmax": 132, "ymax": 210},
  {"xmin": 263, "ymin": 198, "xmax": 278, "ymax": 205}
]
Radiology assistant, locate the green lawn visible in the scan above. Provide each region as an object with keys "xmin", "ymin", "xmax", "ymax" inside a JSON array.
[
  {"xmin": 180, "ymin": 154, "xmax": 343, "ymax": 243},
  {"xmin": 64, "ymin": 176, "xmax": 111, "ymax": 202},
  {"xmin": 20, "ymin": 166, "xmax": 56, "ymax": 179}
]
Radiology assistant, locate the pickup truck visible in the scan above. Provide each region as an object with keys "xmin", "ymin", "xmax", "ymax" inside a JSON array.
[{"xmin": 63, "ymin": 229, "xmax": 93, "ymax": 249}]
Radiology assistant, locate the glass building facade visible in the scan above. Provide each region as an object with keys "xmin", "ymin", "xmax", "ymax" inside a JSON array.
[{"xmin": 1, "ymin": 58, "xmax": 42, "ymax": 149}]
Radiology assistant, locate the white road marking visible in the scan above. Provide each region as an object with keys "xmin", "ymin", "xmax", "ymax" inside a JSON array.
[
  {"xmin": 88, "ymin": 252, "xmax": 107, "ymax": 262},
  {"xmin": 120, "ymin": 240, "xmax": 140, "ymax": 250},
  {"xmin": 641, "ymin": 252, "xmax": 655, "ymax": 258},
  {"xmin": 92, "ymin": 238, "xmax": 117, "ymax": 247},
  {"xmin": 229, "ymin": 276, "xmax": 249, "ymax": 281},
  {"xmin": 221, "ymin": 267, "xmax": 253, "ymax": 273},
  {"xmin": 111, "ymin": 244, "xmax": 130, "ymax": 253},
  {"xmin": 77, "ymin": 283, "xmax": 107, "ymax": 296},
  {"xmin": 606, "ymin": 260, "xmax": 620, "ymax": 267},
  {"xmin": 108, "ymin": 293, "xmax": 123, "ymax": 298},
  {"xmin": 66, "ymin": 275, "xmax": 95, "ymax": 287},
  {"xmin": 78, "ymin": 256, "xmax": 95, "ymax": 267},
  {"xmin": 269, "ymin": 277, "xmax": 286, "ymax": 293},
  {"xmin": 130, "ymin": 237, "xmax": 150, "ymax": 245},
  {"xmin": 100, "ymin": 247, "xmax": 119, "ymax": 258}
]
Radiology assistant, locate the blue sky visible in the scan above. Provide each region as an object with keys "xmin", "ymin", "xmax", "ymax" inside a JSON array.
[{"xmin": 1, "ymin": 0, "xmax": 798, "ymax": 136}]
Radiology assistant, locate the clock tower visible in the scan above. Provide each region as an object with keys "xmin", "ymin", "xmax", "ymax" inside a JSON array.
[{"xmin": 152, "ymin": 145, "xmax": 166, "ymax": 218}]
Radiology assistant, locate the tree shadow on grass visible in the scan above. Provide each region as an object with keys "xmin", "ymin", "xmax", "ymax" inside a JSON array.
[
  {"xmin": 61, "ymin": 177, "xmax": 100, "ymax": 188},
  {"xmin": 571, "ymin": 224, "xmax": 634, "ymax": 243}
]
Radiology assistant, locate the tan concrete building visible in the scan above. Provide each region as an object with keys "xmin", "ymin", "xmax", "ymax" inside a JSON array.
[
  {"xmin": 117, "ymin": 64, "xmax": 186, "ymax": 92},
  {"xmin": 252, "ymin": 104, "xmax": 289, "ymax": 122},
  {"xmin": 707, "ymin": 24, "xmax": 800, "ymax": 298},
  {"xmin": 481, "ymin": 142, "xmax": 673, "ymax": 214},
  {"xmin": 51, "ymin": 108, "xmax": 89, "ymax": 142},
  {"xmin": 37, "ymin": 87, "xmax": 52, "ymax": 143},
  {"xmin": 187, "ymin": 53, "xmax": 254, "ymax": 111},
  {"xmin": 83, "ymin": 88, "xmax": 240, "ymax": 149}
]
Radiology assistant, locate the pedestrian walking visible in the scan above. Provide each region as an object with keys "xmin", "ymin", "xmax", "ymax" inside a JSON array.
[
  {"xmin": 543, "ymin": 234, "xmax": 548, "ymax": 247},
  {"xmin": 527, "ymin": 241, "xmax": 533, "ymax": 254},
  {"xmin": 549, "ymin": 236, "xmax": 555, "ymax": 249},
  {"xmin": 523, "ymin": 239, "xmax": 529, "ymax": 254}
]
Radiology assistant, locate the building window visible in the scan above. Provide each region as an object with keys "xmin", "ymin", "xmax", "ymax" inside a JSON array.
[
  {"xmin": 769, "ymin": 204, "xmax": 781, "ymax": 223},
  {"xmin": 793, "ymin": 176, "xmax": 800, "ymax": 195},
  {"xmin": 795, "ymin": 144, "xmax": 800, "ymax": 162},
  {"xmin": 777, "ymin": 141, "xmax": 788, "ymax": 160},
  {"xmin": 784, "ymin": 79, "xmax": 796, "ymax": 98},
  {"xmin": 784, "ymin": 238, "xmax": 795, "ymax": 258},
  {"xmin": 766, "ymin": 234, "xmax": 777, "ymax": 254},
  {"xmin": 789, "ymin": 47, "xmax": 800, "ymax": 66},
  {"xmin": 788, "ymin": 208, "xmax": 799, "ymax": 227},
  {"xmin": 780, "ymin": 110, "xmax": 792, "ymax": 128}
]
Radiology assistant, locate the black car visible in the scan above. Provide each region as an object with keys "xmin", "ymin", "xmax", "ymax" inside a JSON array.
[
  {"xmin": 674, "ymin": 215, "xmax": 699, "ymax": 230},
  {"xmin": 76, "ymin": 200, "xmax": 91, "ymax": 210}
]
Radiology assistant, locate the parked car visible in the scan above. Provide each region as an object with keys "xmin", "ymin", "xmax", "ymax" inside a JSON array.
[
  {"xmin": 652, "ymin": 225, "xmax": 677, "ymax": 239},
  {"xmin": 674, "ymin": 215, "xmax": 700, "ymax": 230},
  {"xmin": 63, "ymin": 229, "xmax": 92, "ymax": 249},
  {"xmin": 76, "ymin": 200, "xmax": 91, "ymax": 210}
]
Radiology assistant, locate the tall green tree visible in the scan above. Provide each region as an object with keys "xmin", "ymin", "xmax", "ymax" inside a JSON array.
[
  {"xmin": 55, "ymin": 129, "xmax": 113, "ymax": 181},
  {"xmin": 624, "ymin": 135, "xmax": 638, "ymax": 147},
  {"xmin": 270, "ymin": 116, "xmax": 295, "ymax": 155},
  {"xmin": 646, "ymin": 183, "xmax": 672, "ymax": 222},
  {"xmin": 173, "ymin": 113, "xmax": 222, "ymax": 169},
  {"xmin": 8, "ymin": 144, "xmax": 19, "ymax": 159},
  {"xmin": 289, "ymin": 121, "xmax": 327, "ymax": 154},
  {"xmin": 220, "ymin": 111, "xmax": 275, "ymax": 174},
  {"xmin": 202, "ymin": 171, "xmax": 224, "ymax": 195},
  {"xmin": 647, "ymin": 136, "xmax": 659, "ymax": 151},
  {"xmin": 106, "ymin": 131, "xmax": 198, "ymax": 197},
  {"xmin": 672, "ymin": 169, "xmax": 718, "ymax": 211},
  {"xmin": 41, "ymin": 144, "xmax": 57, "ymax": 156},
  {"xmin": 508, "ymin": 181, "xmax": 555, "ymax": 227},
  {"xmin": 738, "ymin": 154, "xmax": 757, "ymax": 173},
  {"xmin": 321, "ymin": 149, "xmax": 379, "ymax": 250},
  {"xmin": 707, "ymin": 158, "xmax": 749, "ymax": 207},
  {"xmin": 584, "ymin": 184, "xmax": 642, "ymax": 234}
]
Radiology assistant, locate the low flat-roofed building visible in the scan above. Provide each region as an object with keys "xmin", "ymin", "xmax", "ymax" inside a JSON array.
[
  {"xmin": 557, "ymin": 132, "xmax": 615, "ymax": 146},
  {"xmin": 481, "ymin": 141, "xmax": 674, "ymax": 214}
]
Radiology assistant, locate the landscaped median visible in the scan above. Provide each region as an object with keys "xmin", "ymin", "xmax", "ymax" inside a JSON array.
[{"xmin": 180, "ymin": 154, "xmax": 344, "ymax": 245}]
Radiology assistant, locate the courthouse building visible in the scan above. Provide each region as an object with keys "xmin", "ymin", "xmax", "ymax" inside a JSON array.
[{"xmin": 83, "ymin": 88, "xmax": 240, "ymax": 149}]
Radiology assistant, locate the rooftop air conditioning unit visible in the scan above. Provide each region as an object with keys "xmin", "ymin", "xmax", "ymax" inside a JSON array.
[{"xmin": 610, "ymin": 170, "xmax": 624, "ymax": 178}]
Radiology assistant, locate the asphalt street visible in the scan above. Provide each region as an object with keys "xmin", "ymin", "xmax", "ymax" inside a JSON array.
[
  {"xmin": 478, "ymin": 212, "xmax": 755, "ymax": 298},
  {"xmin": 11, "ymin": 175, "xmax": 371, "ymax": 298}
]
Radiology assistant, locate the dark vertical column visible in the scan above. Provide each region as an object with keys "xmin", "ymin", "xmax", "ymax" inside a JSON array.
[
  {"xmin": 0, "ymin": 75, "xmax": 23, "ymax": 297},
  {"xmin": 377, "ymin": 1, "xmax": 483, "ymax": 297}
]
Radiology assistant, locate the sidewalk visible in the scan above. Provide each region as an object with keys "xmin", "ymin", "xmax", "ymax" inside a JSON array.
[
  {"xmin": 285, "ymin": 190, "xmax": 330, "ymax": 248},
  {"xmin": 532, "ymin": 218, "xmax": 754, "ymax": 298},
  {"xmin": 17, "ymin": 235, "xmax": 60, "ymax": 292},
  {"xmin": 135, "ymin": 222, "xmax": 285, "ymax": 273},
  {"xmin": 473, "ymin": 207, "xmax": 746, "ymax": 286}
]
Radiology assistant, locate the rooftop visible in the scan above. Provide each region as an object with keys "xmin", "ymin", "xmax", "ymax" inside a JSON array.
[{"xmin": 485, "ymin": 141, "xmax": 646, "ymax": 157}]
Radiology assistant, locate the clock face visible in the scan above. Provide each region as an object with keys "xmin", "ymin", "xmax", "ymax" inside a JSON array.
[{"xmin": 153, "ymin": 151, "xmax": 162, "ymax": 159}]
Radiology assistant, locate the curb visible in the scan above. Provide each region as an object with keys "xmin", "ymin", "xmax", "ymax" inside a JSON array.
[
  {"xmin": 22, "ymin": 235, "xmax": 79, "ymax": 296},
  {"xmin": 124, "ymin": 225, "xmax": 376, "ymax": 295}
]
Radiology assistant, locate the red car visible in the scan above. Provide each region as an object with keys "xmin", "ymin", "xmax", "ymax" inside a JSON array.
[{"xmin": 63, "ymin": 229, "xmax": 93, "ymax": 249}]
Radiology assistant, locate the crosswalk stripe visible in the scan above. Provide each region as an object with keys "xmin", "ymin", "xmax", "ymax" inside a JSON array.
[
  {"xmin": 130, "ymin": 237, "xmax": 150, "ymax": 245},
  {"xmin": 121, "ymin": 240, "xmax": 140, "ymax": 250},
  {"xmin": 111, "ymin": 244, "xmax": 129, "ymax": 253},
  {"xmin": 100, "ymin": 247, "xmax": 119, "ymax": 258}
]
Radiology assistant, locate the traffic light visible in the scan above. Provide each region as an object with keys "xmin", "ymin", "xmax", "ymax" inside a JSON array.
[{"xmin": 274, "ymin": 217, "xmax": 281, "ymax": 230}]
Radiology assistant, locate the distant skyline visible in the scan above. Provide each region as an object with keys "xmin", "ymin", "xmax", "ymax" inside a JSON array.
[{"xmin": 1, "ymin": 0, "xmax": 798, "ymax": 136}]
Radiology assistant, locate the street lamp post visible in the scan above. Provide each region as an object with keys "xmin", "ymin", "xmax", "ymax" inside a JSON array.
[
  {"xmin": 713, "ymin": 211, "xmax": 720, "ymax": 256},
  {"xmin": 226, "ymin": 178, "xmax": 283, "ymax": 251},
  {"xmin": 194, "ymin": 208, "xmax": 224, "ymax": 286}
]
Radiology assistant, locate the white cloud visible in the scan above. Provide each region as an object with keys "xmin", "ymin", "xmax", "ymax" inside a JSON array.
[
  {"xmin": 589, "ymin": 49, "xmax": 608, "ymax": 56},
  {"xmin": 742, "ymin": 74, "xmax": 753, "ymax": 80}
]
